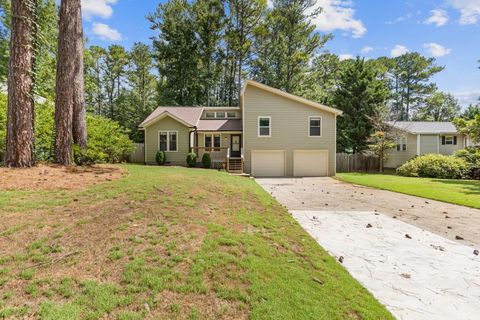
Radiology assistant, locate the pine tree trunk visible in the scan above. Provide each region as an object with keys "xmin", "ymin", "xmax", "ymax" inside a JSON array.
[
  {"xmin": 71, "ymin": 0, "xmax": 87, "ymax": 148},
  {"xmin": 5, "ymin": 0, "xmax": 36, "ymax": 168},
  {"xmin": 54, "ymin": 0, "xmax": 77, "ymax": 165}
]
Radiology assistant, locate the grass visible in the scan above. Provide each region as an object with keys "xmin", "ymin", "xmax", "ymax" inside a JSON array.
[
  {"xmin": 337, "ymin": 172, "xmax": 480, "ymax": 209},
  {"xmin": 0, "ymin": 165, "xmax": 393, "ymax": 319}
]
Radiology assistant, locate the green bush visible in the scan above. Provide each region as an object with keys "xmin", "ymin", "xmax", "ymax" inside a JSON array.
[
  {"xmin": 397, "ymin": 154, "xmax": 469, "ymax": 179},
  {"xmin": 201, "ymin": 153, "xmax": 211, "ymax": 168},
  {"xmin": 156, "ymin": 150, "xmax": 166, "ymax": 165},
  {"xmin": 186, "ymin": 152, "xmax": 197, "ymax": 167},
  {"xmin": 454, "ymin": 147, "xmax": 480, "ymax": 179}
]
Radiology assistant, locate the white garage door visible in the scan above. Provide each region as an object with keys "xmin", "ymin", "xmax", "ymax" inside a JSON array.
[
  {"xmin": 294, "ymin": 150, "xmax": 328, "ymax": 177},
  {"xmin": 251, "ymin": 150, "xmax": 286, "ymax": 177}
]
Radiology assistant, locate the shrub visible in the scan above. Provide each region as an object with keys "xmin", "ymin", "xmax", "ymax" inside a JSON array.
[
  {"xmin": 155, "ymin": 150, "xmax": 166, "ymax": 165},
  {"xmin": 397, "ymin": 154, "xmax": 468, "ymax": 179},
  {"xmin": 201, "ymin": 153, "xmax": 211, "ymax": 168},
  {"xmin": 186, "ymin": 152, "xmax": 197, "ymax": 167},
  {"xmin": 454, "ymin": 147, "xmax": 480, "ymax": 180}
]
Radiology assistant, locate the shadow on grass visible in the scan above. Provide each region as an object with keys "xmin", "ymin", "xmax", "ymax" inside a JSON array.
[{"xmin": 432, "ymin": 179, "xmax": 480, "ymax": 196}]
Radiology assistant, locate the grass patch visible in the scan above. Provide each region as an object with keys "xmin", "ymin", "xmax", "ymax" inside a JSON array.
[
  {"xmin": 0, "ymin": 165, "xmax": 393, "ymax": 319},
  {"xmin": 337, "ymin": 172, "xmax": 480, "ymax": 208}
]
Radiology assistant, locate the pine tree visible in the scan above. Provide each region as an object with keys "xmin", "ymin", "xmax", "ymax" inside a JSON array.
[
  {"xmin": 333, "ymin": 58, "xmax": 389, "ymax": 154},
  {"xmin": 5, "ymin": 0, "xmax": 36, "ymax": 167},
  {"xmin": 413, "ymin": 92, "xmax": 461, "ymax": 121}
]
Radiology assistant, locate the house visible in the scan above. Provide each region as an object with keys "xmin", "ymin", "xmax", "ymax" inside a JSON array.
[
  {"xmin": 385, "ymin": 121, "xmax": 469, "ymax": 168},
  {"xmin": 139, "ymin": 80, "xmax": 343, "ymax": 177}
]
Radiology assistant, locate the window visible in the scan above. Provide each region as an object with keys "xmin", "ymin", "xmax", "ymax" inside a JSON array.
[
  {"xmin": 159, "ymin": 131, "xmax": 178, "ymax": 152},
  {"xmin": 205, "ymin": 134, "xmax": 221, "ymax": 150},
  {"xmin": 396, "ymin": 136, "xmax": 407, "ymax": 151},
  {"xmin": 215, "ymin": 112, "xmax": 226, "ymax": 119},
  {"xmin": 309, "ymin": 117, "xmax": 322, "ymax": 137},
  {"xmin": 227, "ymin": 112, "xmax": 236, "ymax": 118},
  {"xmin": 442, "ymin": 135, "xmax": 457, "ymax": 145},
  {"xmin": 205, "ymin": 112, "xmax": 215, "ymax": 119},
  {"xmin": 258, "ymin": 117, "xmax": 271, "ymax": 137}
]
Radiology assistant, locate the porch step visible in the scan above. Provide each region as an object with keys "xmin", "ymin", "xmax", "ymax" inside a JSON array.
[{"xmin": 227, "ymin": 158, "xmax": 244, "ymax": 173}]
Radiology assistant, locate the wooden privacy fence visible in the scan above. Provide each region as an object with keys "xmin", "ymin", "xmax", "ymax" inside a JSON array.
[
  {"xmin": 336, "ymin": 153, "xmax": 380, "ymax": 173},
  {"xmin": 129, "ymin": 143, "xmax": 145, "ymax": 163}
]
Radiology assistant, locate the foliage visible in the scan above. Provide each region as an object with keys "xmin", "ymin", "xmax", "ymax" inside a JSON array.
[
  {"xmin": 73, "ymin": 115, "xmax": 134, "ymax": 165},
  {"xmin": 333, "ymin": 57, "xmax": 389, "ymax": 153},
  {"xmin": 155, "ymin": 150, "xmax": 166, "ymax": 165},
  {"xmin": 367, "ymin": 131, "xmax": 396, "ymax": 172},
  {"xmin": 461, "ymin": 104, "xmax": 480, "ymax": 120},
  {"xmin": 379, "ymin": 53, "xmax": 444, "ymax": 121},
  {"xmin": 413, "ymin": 92, "xmax": 461, "ymax": 121},
  {"xmin": 453, "ymin": 115, "xmax": 480, "ymax": 144},
  {"xmin": 454, "ymin": 147, "xmax": 480, "ymax": 180},
  {"xmin": 397, "ymin": 154, "xmax": 468, "ymax": 179},
  {"xmin": 186, "ymin": 152, "xmax": 197, "ymax": 167},
  {"xmin": 201, "ymin": 152, "xmax": 211, "ymax": 168}
]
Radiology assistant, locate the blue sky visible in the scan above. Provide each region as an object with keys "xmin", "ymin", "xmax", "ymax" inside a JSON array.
[{"xmin": 82, "ymin": 0, "xmax": 480, "ymax": 107}]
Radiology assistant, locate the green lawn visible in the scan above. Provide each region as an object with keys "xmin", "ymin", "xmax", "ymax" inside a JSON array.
[
  {"xmin": 337, "ymin": 172, "xmax": 480, "ymax": 209},
  {"xmin": 0, "ymin": 165, "xmax": 393, "ymax": 320}
]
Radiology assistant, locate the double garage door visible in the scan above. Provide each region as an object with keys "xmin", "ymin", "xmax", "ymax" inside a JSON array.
[{"xmin": 251, "ymin": 150, "xmax": 328, "ymax": 177}]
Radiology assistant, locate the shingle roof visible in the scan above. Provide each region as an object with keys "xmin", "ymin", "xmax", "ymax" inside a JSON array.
[
  {"xmin": 139, "ymin": 107, "xmax": 204, "ymax": 128},
  {"xmin": 197, "ymin": 119, "xmax": 242, "ymax": 131},
  {"xmin": 387, "ymin": 121, "xmax": 459, "ymax": 134}
]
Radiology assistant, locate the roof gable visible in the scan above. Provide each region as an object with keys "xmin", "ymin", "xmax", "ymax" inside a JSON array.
[
  {"xmin": 139, "ymin": 107, "xmax": 204, "ymax": 128},
  {"xmin": 241, "ymin": 80, "xmax": 343, "ymax": 116}
]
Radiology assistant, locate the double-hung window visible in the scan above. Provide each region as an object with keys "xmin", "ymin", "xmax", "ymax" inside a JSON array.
[
  {"xmin": 309, "ymin": 116, "xmax": 322, "ymax": 137},
  {"xmin": 205, "ymin": 134, "xmax": 221, "ymax": 150},
  {"xmin": 442, "ymin": 135, "xmax": 457, "ymax": 145},
  {"xmin": 258, "ymin": 116, "xmax": 271, "ymax": 137},
  {"xmin": 396, "ymin": 136, "xmax": 407, "ymax": 151},
  {"xmin": 159, "ymin": 131, "xmax": 178, "ymax": 152}
]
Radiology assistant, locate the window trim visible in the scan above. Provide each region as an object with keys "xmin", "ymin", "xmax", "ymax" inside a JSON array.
[
  {"xmin": 258, "ymin": 116, "xmax": 271, "ymax": 138},
  {"xmin": 308, "ymin": 116, "xmax": 322, "ymax": 138},
  {"xmin": 158, "ymin": 130, "xmax": 179, "ymax": 153},
  {"xmin": 204, "ymin": 133, "xmax": 222, "ymax": 150},
  {"xmin": 396, "ymin": 136, "xmax": 407, "ymax": 152},
  {"xmin": 444, "ymin": 135, "xmax": 454, "ymax": 145}
]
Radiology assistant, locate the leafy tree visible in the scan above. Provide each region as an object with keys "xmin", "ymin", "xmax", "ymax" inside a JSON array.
[
  {"xmin": 333, "ymin": 57, "xmax": 389, "ymax": 154},
  {"xmin": 252, "ymin": 0, "xmax": 330, "ymax": 94},
  {"xmin": 84, "ymin": 45, "xmax": 107, "ymax": 115},
  {"xmin": 413, "ymin": 92, "xmax": 461, "ymax": 121},
  {"xmin": 301, "ymin": 53, "xmax": 341, "ymax": 104},
  {"xmin": 454, "ymin": 115, "xmax": 480, "ymax": 144},
  {"xmin": 367, "ymin": 131, "xmax": 396, "ymax": 173},
  {"xmin": 104, "ymin": 45, "xmax": 128, "ymax": 119},
  {"xmin": 462, "ymin": 104, "xmax": 480, "ymax": 120},
  {"xmin": 381, "ymin": 53, "xmax": 444, "ymax": 121}
]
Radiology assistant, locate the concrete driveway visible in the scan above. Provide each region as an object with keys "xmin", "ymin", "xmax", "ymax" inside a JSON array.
[{"xmin": 256, "ymin": 177, "xmax": 480, "ymax": 320}]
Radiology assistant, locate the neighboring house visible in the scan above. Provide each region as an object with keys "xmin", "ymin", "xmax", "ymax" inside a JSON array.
[
  {"xmin": 139, "ymin": 80, "xmax": 343, "ymax": 177},
  {"xmin": 385, "ymin": 121, "xmax": 468, "ymax": 168}
]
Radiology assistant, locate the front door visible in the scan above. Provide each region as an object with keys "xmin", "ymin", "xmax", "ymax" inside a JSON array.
[{"xmin": 231, "ymin": 135, "xmax": 241, "ymax": 157}]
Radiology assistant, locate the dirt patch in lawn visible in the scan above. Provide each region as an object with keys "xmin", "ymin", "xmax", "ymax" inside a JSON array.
[{"xmin": 0, "ymin": 164, "xmax": 124, "ymax": 191}]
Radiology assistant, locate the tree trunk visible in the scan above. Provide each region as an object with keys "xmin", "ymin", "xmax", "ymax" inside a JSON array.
[
  {"xmin": 5, "ymin": 0, "xmax": 36, "ymax": 168},
  {"xmin": 55, "ymin": 0, "xmax": 78, "ymax": 165},
  {"xmin": 71, "ymin": 0, "xmax": 87, "ymax": 148}
]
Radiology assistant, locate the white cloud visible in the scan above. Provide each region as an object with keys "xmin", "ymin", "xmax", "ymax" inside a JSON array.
[
  {"xmin": 82, "ymin": 0, "xmax": 118, "ymax": 20},
  {"xmin": 424, "ymin": 9, "xmax": 449, "ymax": 26},
  {"xmin": 452, "ymin": 91, "xmax": 480, "ymax": 107},
  {"xmin": 387, "ymin": 13, "xmax": 413, "ymax": 25},
  {"xmin": 390, "ymin": 45, "xmax": 409, "ymax": 58},
  {"xmin": 339, "ymin": 54, "xmax": 354, "ymax": 61},
  {"xmin": 309, "ymin": 0, "xmax": 367, "ymax": 38},
  {"xmin": 92, "ymin": 23, "xmax": 122, "ymax": 41},
  {"xmin": 448, "ymin": 0, "xmax": 480, "ymax": 25},
  {"xmin": 424, "ymin": 42, "xmax": 452, "ymax": 57},
  {"xmin": 361, "ymin": 46, "xmax": 373, "ymax": 54}
]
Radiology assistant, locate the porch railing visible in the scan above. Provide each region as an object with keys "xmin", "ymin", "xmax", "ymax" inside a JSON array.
[{"xmin": 191, "ymin": 147, "xmax": 228, "ymax": 163}]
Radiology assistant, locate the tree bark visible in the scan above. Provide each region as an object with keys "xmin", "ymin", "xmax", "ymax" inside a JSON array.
[
  {"xmin": 71, "ymin": 0, "xmax": 87, "ymax": 148},
  {"xmin": 55, "ymin": 0, "xmax": 86, "ymax": 163},
  {"xmin": 5, "ymin": 0, "xmax": 36, "ymax": 167}
]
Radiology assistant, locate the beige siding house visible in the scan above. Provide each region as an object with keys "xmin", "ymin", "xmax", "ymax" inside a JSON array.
[
  {"xmin": 385, "ymin": 122, "xmax": 467, "ymax": 168},
  {"xmin": 139, "ymin": 80, "xmax": 343, "ymax": 177}
]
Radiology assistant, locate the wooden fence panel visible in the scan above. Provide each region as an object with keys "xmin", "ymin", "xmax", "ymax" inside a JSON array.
[
  {"xmin": 129, "ymin": 143, "xmax": 145, "ymax": 163},
  {"xmin": 336, "ymin": 153, "xmax": 380, "ymax": 173}
]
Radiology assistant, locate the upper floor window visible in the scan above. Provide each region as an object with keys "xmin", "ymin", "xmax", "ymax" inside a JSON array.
[
  {"xmin": 309, "ymin": 116, "xmax": 322, "ymax": 137},
  {"xmin": 227, "ymin": 112, "xmax": 237, "ymax": 118},
  {"xmin": 258, "ymin": 116, "xmax": 271, "ymax": 137},
  {"xmin": 205, "ymin": 112, "xmax": 215, "ymax": 119},
  {"xmin": 396, "ymin": 136, "xmax": 407, "ymax": 151},
  {"xmin": 159, "ymin": 131, "xmax": 178, "ymax": 152},
  {"xmin": 216, "ymin": 112, "xmax": 226, "ymax": 118},
  {"xmin": 442, "ymin": 135, "xmax": 457, "ymax": 145}
]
